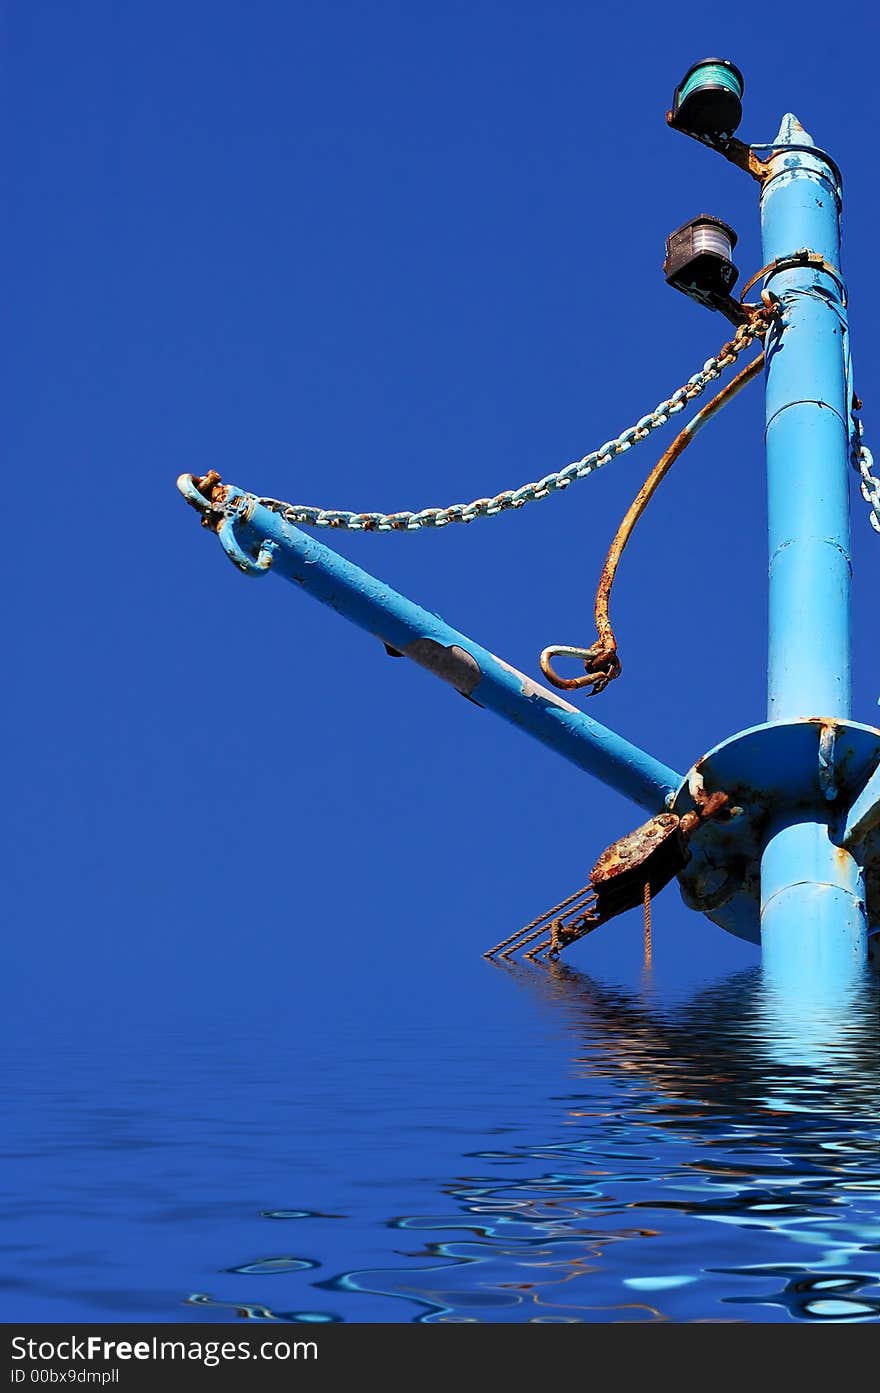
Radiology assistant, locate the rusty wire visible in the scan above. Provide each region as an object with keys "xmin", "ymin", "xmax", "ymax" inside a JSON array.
[{"xmin": 540, "ymin": 318, "xmax": 771, "ymax": 696}]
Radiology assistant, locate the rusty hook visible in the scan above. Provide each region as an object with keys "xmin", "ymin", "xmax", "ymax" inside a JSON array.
[{"xmin": 539, "ymin": 642, "xmax": 621, "ymax": 695}]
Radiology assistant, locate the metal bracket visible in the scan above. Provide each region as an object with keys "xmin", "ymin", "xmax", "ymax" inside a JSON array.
[
  {"xmin": 666, "ymin": 116, "xmax": 843, "ymax": 203},
  {"xmin": 664, "ymin": 117, "xmax": 771, "ymax": 183},
  {"xmin": 671, "ymin": 720, "xmax": 880, "ymax": 943}
]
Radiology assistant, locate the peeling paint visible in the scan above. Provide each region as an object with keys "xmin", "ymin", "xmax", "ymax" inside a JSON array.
[{"xmin": 400, "ymin": 639, "xmax": 482, "ymax": 697}]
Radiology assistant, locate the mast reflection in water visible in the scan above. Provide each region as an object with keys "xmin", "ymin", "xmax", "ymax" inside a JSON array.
[{"xmin": 316, "ymin": 965, "xmax": 880, "ymax": 1322}]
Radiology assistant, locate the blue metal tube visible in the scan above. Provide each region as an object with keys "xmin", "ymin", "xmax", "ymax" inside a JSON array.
[
  {"xmin": 759, "ymin": 115, "xmax": 867, "ymax": 971},
  {"xmin": 202, "ymin": 484, "xmax": 681, "ymax": 812},
  {"xmin": 760, "ymin": 819, "xmax": 866, "ymax": 983},
  {"xmin": 762, "ymin": 116, "xmax": 851, "ymax": 719}
]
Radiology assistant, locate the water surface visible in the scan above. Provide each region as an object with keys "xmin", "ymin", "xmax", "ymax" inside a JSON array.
[{"xmin": 4, "ymin": 963, "xmax": 878, "ymax": 1322}]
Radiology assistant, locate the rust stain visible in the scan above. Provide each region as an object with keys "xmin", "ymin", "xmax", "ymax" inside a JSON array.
[
  {"xmin": 591, "ymin": 814, "xmax": 680, "ymax": 886},
  {"xmin": 189, "ymin": 470, "xmax": 229, "ymax": 528},
  {"xmin": 590, "ymin": 792, "xmax": 730, "ymax": 926},
  {"xmin": 590, "ymin": 813, "xmax": 688, "ymax": 923},
  {"xmin": 680, "ymin": 789, "xmax": 729, "ymax": 837}
]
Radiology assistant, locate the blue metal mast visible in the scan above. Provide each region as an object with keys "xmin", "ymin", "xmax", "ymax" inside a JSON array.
[
  {"xmin": 177, "ymin": 62, "xmax": 880, "ymax": 974},
  {"xmin": 759, "ymin": 116, "xmax": 866, "ymax": 977}
]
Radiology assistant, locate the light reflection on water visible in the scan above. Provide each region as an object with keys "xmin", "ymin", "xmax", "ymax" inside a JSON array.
[{"xmin": 231, "ymin": 963, "xmax": 879, "ymax": 1323}]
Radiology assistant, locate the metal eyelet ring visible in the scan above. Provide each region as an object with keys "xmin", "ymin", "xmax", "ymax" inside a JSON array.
[{"xmin": 217, "ymin": 516, "xmax": 276, "ymax": 576}]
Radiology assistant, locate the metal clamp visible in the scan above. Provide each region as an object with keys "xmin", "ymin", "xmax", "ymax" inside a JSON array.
[{"xmin": 739, "ymin": 250, "xmax": 847, "ymax": 306}]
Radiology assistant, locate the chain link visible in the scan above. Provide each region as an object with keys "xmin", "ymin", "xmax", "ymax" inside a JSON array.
[
  {"xmin": 257, "ymin": 308, "xmax": 775, "ymax": 534},
  {"xmin": 854, "ymin": 414, "xmax": 880, "ymax": 534}
]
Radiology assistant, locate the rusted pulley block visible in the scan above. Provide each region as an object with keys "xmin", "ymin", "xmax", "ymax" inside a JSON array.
[
  {"xmin": 591, "ymin": 791, "xmax": 729, "ymax": 923},
  {"xmin": 483, "ymin": 792, "xmax": 729, "ymax": 962},
  {"xmin": 590, "ymin": 812, "xmax": 686, "ymax": 920}
]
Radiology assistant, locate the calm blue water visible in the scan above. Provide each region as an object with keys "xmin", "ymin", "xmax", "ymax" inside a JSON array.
[{"xmin": 3, "ymin": 961, "xmax": 878, "ymax": 1324}]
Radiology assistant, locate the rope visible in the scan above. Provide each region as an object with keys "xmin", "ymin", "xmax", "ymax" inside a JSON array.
[
  {"xmin": 524, "ymin": 912, "xmax": 602, "ymax": 963},
  {"xmin": 539, "ymin": 349, "xmax": 766, "ymax": 694},
  {"xmin": 643, "ymin": 880, "xmax": 652, "ymax": 967},
  {"xmin": 483, "ymin": 884, "xmax": 596, "ymax": 960},
  {"xmin": 252, "ymin": 310, "xmax": 775, "ymax": 533}
]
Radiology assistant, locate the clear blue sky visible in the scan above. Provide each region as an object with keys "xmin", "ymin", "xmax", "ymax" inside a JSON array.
[{"xmin": 7, "ymin": 1, "xmax": 879, "ymax": 1033}]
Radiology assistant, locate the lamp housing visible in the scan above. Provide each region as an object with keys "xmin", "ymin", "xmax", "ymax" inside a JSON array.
[
  {"xmin": 669, "ymin": 58, "xmax": 744, "ymax": 141},
  {"xmin": 664, "ymin": 215, "xmax": 740, "ymax": 316}
]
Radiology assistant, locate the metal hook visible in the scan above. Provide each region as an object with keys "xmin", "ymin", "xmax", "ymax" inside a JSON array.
[{"xmin": 539, "ymin": 643, "xmax": 621, "ymax": 695}]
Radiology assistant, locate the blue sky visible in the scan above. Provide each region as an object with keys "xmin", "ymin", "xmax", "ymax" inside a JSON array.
[{"xmin": 7, "ymin": 1, "xmax": 879, "ymax": 1034}]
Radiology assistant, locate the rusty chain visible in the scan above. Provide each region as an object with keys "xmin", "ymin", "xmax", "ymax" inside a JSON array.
[{"xmin": 253, "ymin": 307, "xmax": 776, "ymax": 534}]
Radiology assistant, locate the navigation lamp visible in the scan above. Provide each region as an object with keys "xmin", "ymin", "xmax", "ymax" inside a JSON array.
[
  {"xmin": 669, "ymin": 59, "xmax": 744, "ymax": 140},
  {"xmin": 663, "ymin": 215, "xmax": 739, "ymax": 313}
]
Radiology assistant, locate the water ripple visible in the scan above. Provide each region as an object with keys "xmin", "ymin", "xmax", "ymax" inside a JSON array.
[{"xmin": 303, "ymin": 966, "xmax": 880, "ymax": 1322}]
